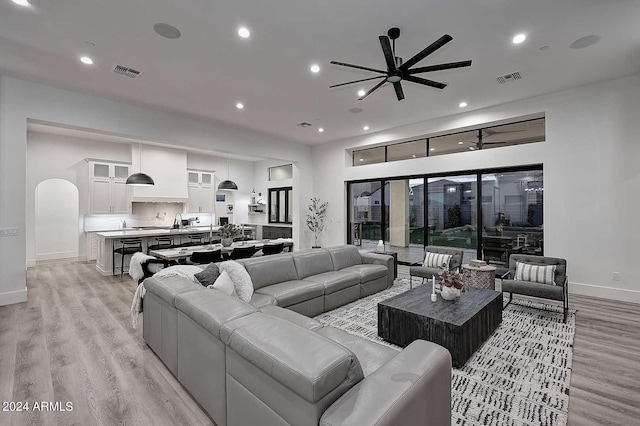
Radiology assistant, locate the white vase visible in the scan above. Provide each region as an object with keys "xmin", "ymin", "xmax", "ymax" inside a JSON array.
[
  {"xmin": 221, "ymin": 237, "xmax": 233, "ymax": 247},
  {"xmin": 376, "ymin": 240, "xmax": 385, "ymax": 253},
  {"xmin": 441, "ymin": 286, "xmax": 461, "ymax": 301}
]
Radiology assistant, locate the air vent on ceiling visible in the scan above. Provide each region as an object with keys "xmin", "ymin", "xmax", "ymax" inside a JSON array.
[
  {"xmin": 112, "ymin": 64, "xmax": 142, "ymax": 79},
  {"xmin": 496, "ymin": 72, "xmax": 522, "ymax": 84},
  {"xmin": 297, "ymin": 122, "xmax": 313, "ymax": 127}
]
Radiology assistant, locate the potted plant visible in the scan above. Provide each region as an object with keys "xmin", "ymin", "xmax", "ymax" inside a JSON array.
[
  {"xmin": 306, "ymin": 197, "xmax": 328, "ymax": 248},
  {"xmin": 219, "ymin": 223, "xmax": 240, "ymax": 247},
  {"xmin": 438, "ymin": 265, "xmax": 468, "ymax": 300}
]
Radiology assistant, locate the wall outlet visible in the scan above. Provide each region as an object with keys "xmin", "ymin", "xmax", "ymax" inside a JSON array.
[
  {"xmin": 0, "ymin": 227, "xmax": 19, "ymax": 237},
  {"xmin": 612, "ymin": 272, "xmax": 621, "ymax": 281}
]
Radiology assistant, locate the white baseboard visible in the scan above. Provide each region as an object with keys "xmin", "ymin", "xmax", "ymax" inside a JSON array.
[
  {"xmin": 36, "ymin": 251, "xmax": 78, "ymax": 262},
  {"xmin": 569, "ymin": 281, "xmax": 640, "ymax": 304},
  {"xmin": 26, "ymin": 259, "xmax": 36, "ymax": 268},
  {"xmin": 0, "ymin": 287, "xmax": 27, "ymax": 306}
]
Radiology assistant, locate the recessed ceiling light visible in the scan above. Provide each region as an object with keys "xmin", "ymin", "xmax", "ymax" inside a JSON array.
[
  {"xmin": 412, "ymin": 154, "xmax": 417, "ymax": 158},
  {"xmin": 458, "ymin": 141, "xmax": 464, "ymax": 145},
  {"xmin": 236, "ymin": 102, "xmax": 244, "ymax": 109},
  {"xmin": 238, "ymin": 27, "xmax": 251, "ymax": 39},
  {"xmin": 12, "ymin": 0, "xmax": 30, "ymax": 6},
  {"xmin": 459, "ymin": 102, "xmax": 468, "ymax": 108},
  {"xmin": 318, "ymin": 127, "xmax": 324, "ymax": 132},
  {"xmin": 363, "ymin": 125, "xmax": 369, "ymax": 131},
  {"xmin": 429, "ymin": 148, "xmax": 435, "ymax": 152},
  {"xmin": 80, "ymin": 56, "xmax": 94, "ymax": 65},
  {"xmin": 310, "ymin": 64, "xmax": 320, "ymax": 73},
  {"xmin": 357, "ymin": 89, "xmax": 366, "ymax": 97},
  {"xmin": 469, "ymin": 146, "xmax": 476, "ymax": 151},
  {"xmin": 359, "ymin": 158, "xmax": 364, "ymax": 162},
  {"xmin": 512, "ymin": 34, "xmax": 526, "ymax": 44}
]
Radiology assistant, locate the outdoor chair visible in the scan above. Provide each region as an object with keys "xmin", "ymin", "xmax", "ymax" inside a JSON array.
[
  {"xmin": 501, "ymin": 254, "xmax": 569, "ymax": 323},
  {"xmin": 409, "ymin": 246, "xmax": 464, "ymax": 289}
]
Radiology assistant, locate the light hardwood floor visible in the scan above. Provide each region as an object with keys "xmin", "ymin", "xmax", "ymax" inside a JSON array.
[{"xmin": 0, "ymin": 262, "xmax": 638, "ymax": 425}]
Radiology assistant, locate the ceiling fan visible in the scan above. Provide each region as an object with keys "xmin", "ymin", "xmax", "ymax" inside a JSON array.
[{"xmin": 330, "ymin": 27, "xmax": 472, "ymax": 101}]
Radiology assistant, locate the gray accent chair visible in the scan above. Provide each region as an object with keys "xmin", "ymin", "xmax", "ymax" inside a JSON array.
[
  {"xmin": 501, "ymin": 254, "xmax": 569, "ymax": 323},
  {"xmin": 409, "ymin": 246, "xmax": 464, "ymax": 288}
]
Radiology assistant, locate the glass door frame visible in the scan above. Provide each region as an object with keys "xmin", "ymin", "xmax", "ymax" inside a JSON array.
[{"xmin": 346, "ymin": 164, "xmax": 543, "ymax": 263}]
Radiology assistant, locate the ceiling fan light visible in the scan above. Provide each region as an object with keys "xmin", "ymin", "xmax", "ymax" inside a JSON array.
[
  {"xmin": 125, "ymin": 173, "xmax": 155, "ymax": 186},
  {"xmin": 218, "ymin": 180, "xmax": 238, "ymax": 190}
]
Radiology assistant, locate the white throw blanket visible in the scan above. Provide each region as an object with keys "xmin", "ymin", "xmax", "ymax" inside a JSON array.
[
  {"xmin": 129, "ymin": 252, "xmax": 155, "ymax": 282},
  {"xmin": 131, "ymin": 282, "xmax": 146, "ymax": 329},
  {"xmin": 152, "ymin": 265, "xmax": 202, "ymax": 283}
]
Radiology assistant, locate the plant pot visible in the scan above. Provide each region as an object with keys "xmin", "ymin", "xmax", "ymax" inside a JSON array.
[
  {"xmin": 441, "ymin": 286, "xmax": 461, "ymax": 301},
  {"xmin": 221, "ymin": 238, "xmax": 233, "ymax": 247}
]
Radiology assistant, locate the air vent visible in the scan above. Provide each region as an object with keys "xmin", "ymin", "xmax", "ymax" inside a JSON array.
[
  {"xmin": 496, "ymin": 72, "xmax": 522, "ymax": 84},
  {"xmin": 112, "ymin": 64, "xmax": 142, "ymax": 79},
  {"xmin": 297, "ymin": 122, "xmax": 312, "ymax": 127}
]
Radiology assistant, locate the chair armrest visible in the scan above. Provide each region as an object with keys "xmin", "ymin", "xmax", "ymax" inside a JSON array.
[
  {"xmin": 500, "ymin": 270, "xmax": 511, "ymax": 279},
  {"xmin": 320, "ymin": 340, "xmax": 451, "ymax": 426}
]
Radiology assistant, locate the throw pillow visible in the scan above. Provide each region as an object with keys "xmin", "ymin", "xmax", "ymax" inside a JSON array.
[
  {"xmin": 218, "ymin": 260, "xmax": 254, "ymax": 303},
  {"xmin": 195, "ymin": 262, "xmax": 220, "ymax": 287},
  {"xmin": 424, "ymin": 251, "xmax": 453, "ymax": 269},
  {"xmin": 514, "ymin": 262, "xmax": 557, "ymax": 285},
  {"xmin": 208, "ymin": 270, "xmax": 239, "ymax": 298}
]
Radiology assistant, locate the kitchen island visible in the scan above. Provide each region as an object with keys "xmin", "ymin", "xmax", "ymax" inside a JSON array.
[{"xmin": 95, "ymin": 225, "xmax": 256, "ymax": 276}]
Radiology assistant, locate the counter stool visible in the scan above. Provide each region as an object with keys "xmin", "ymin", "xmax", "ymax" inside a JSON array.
[
  {"xmin": 113, "ymin": 238, "xmax": 143, "ymax": 278},
  {"xmin": 147, "ymin": 236, "xmax": 174, "ymax": 254},
  {"xmin": 180, "ymin": 233, "xmax": 206, "ymax": 247}
]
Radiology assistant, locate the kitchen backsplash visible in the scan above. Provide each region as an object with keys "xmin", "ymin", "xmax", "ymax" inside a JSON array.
[{"xmin": 84, "ymin": 202, "xmax": 215, "ymax": 231}]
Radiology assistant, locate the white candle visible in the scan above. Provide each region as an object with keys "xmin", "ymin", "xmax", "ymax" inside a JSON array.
[
  {"xmin": 209, "ymin": 223, "xmax": 213, "ymax": 244},
  {"xmin": 432, "ymin": 276, "xmax": 435, "ymax": 294}
]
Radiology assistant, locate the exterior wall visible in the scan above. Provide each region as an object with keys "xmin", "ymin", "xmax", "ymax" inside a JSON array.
[{"xmin": 311, "ymin": 73, "xmax": 640, "ymax": 303}]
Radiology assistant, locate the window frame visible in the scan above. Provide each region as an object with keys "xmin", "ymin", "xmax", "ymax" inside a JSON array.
[{"xmin": 268, "ymin": 186, "xmax": 293, "ymax": 224}]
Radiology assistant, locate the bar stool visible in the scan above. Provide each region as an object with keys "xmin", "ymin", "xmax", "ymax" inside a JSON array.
[
  {"xmin": 113, "ymin": 238, "xmax": 143, "ymax": 278},
  {"xmin": 147, "ymin": 236, "xmax": 174, "ymax": 254}
]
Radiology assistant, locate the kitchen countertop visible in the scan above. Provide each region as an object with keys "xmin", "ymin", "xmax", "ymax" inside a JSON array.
[{"xmin": 96, "ymin": 225, "xmax": 257, "ymax": 239}]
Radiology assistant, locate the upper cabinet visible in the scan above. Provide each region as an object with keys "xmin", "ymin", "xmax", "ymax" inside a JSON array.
[
  {"xmin": 130, "ymin": 145, "xmax": 188, "ymax": 202},
  {"xmin": 89, "ymin": 161, "xmax": 131, "ymax": 214},
  {"xmin": 186, "ymin": 170, "xmax": 214, "ymax": 213}
]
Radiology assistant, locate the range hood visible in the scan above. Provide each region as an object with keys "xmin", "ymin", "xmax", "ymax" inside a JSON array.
[{"xmin": 130, "ymin": 144, "xmax": 189, "ymax": 202}]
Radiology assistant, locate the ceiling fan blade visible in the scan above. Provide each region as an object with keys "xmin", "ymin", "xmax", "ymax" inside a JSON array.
[
  {"xmin": 330, "ymin": 61, "xmax": 387, "ymax": 74},
  {"xmin": 379, "ymin": 35, "xmax": 397, "ymax": 71},
  {"xmin": 358, "ymin": 79, "xmax": 387, "ymax": 101},
  {"xmin": 393, "ymin": 82, "xmax": 405, "ymax": 101},
  {"xmin": 400, "ymin": 34, "xmax": 453, "ymax": 71},
  {"xmin": 329, "ymin": 76, "xmax": 386, "ymax": 88},
  {"xmin": 408, "ymin": 60, "xmax": 472, "ymax": 74},
  {"xmin": 404, "ymin": 75, "xmax": 447, "ymax": 89}
]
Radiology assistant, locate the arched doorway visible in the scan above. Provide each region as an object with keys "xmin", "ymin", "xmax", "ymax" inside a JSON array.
[{"xmin": 35, "ymin": 179, "xmax": 79, "ymax": 262}]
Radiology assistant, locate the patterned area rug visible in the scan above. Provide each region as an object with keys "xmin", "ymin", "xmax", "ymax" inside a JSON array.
[{"xmin": 314, "ymin": 278, "xmax": 576, "ymax": 426}]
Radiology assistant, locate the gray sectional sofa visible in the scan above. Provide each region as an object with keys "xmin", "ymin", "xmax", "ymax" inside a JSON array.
[{"xmin": 143, "ymin": 245, "xmax": 452, "ymax": 426}]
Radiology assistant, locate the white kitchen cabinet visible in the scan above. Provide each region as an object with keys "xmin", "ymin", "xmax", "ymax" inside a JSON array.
[
  {"xmin": 89, "ymin": 161, "xmax": 131, "ymax": 214},
  {"xmin": 186, "ymin": 170, "xmax": 214, "ymax": 213}
]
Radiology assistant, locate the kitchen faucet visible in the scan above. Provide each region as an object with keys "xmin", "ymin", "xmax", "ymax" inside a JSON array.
[{"xmin": 173, "ymin": 213, "xmax": 183, "ymax": 229}]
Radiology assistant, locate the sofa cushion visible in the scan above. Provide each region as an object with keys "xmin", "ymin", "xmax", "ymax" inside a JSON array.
[
  {"xmin": 194, "ymin": 262, "xmax": 220, "ymax": 286},
  {"xmin": 243, "ymin": 255, "xmax": 299, "ymax": 290},
  {"xmin": 210, "ymin": 270, "xmax": 238, "ymax": 298},
  {"xmin": 225, "ymin": 313, "xmax": 364, "ymax": 403},
  {"xmin": 514, "ymin": 261, "xmax": 557, "ymax": 285},
  {"xmin": 341, "ymin": 264, "xmax": 387, "ymax": 283},
  {"xmin": 175, "ymin": 290, "xmax": 257, "ymax": 339},
  {"xmin": 260, "ymin": 305, "xmax": 323, "ymax": 331},
  {"xmin": 502, "ymin": 279, "xmax": 564, "ymax": 301},
  {"xmin": 255, "ymin": 280, "xmax": 324, "ymax": 307},
  {"xmin": 143, "ymin": 276, "xmax": 202, "ymax": 307},
  {"xmin": 219, "ymin": 260, "xmax": 254, "ymax": 303},
  {"xmin": 302, "ymin": 271, "xmax": 360, "ymax": 295},
  {"xmin": 293, "ymin": 249, "xmax": 335, "ymax": 279},
  {"xmin": 327, "ymin": 245, "xmax": 362, "ymax": 270},
  {"xmin": 249, "ymin": 292, "xmax": 277, "ymax": 308},
  {"xmin": 317, "ymin": 327, "xmax": 399, "ymax": 377},
  {"xmin": 423, "ymin": 251, "xmax": 452, "ymax": 269}
]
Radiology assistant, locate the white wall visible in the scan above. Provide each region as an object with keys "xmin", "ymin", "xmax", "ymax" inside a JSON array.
[
  {"xmin": 311, "ymin": 73, "xmax": 640, "ymax": 303},
  {"xmin": 0, "ymin": 75, "xmax": 312, "ymax": 306},
  {"xmin": 25, "ymin": 131, "xmax": 132, "ymax": 265},
  {"xmin": 35, "ymin": 179, "xmax": 79, "ymax": 261}
]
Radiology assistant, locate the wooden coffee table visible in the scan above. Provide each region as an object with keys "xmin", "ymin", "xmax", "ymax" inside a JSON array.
[{"xmin": 378, "ymin": 285, "xmax": 503, "ymax": 367}]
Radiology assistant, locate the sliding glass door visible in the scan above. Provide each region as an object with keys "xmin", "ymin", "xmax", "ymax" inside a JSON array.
[{"xmin": 348, "ymin": 181, "xmax": 383, "ymax": 246}]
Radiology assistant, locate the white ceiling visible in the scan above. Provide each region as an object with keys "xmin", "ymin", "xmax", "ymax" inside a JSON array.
[{"xmin": 2, "ymin": 0, "xmax": 639, "ymax": 145}]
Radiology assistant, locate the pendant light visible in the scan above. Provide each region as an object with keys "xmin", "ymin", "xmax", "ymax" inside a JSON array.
[
  {"xmin": 218, "ymin": 155, "xmax": 238, "ymax": 190},
  {"xmin": 126, "ymin": 140, "xmax": 155, "ymax": 186}
]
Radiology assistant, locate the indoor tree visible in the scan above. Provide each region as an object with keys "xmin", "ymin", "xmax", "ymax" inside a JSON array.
[{"xmin": 306, "ymin": 197, "xmax": 328, "ymax": 248}]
